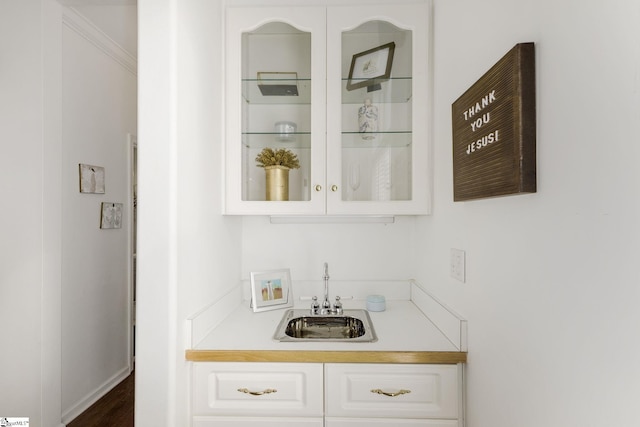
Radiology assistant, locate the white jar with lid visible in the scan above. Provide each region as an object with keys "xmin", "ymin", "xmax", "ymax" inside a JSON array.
[
  {"xmin": 274, "ymin": 121, "xmax": 296, "ymax": 141},
  {"xmin": 366, "ymin": 295, "xmax": 386, "ymax": 312}
]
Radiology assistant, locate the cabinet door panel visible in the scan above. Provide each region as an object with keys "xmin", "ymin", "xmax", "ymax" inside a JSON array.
[
  {"xmin": 325, "ymin": 363, "xmax": 459, "ymax": 419},
  {"xmin": 326, "ymin": 418, "xmax": 459, "ymax": 427},
  {"xmin": 326, "ymin": 4, "xmax": 431, "ymax": 215},
  {"xmin": 225, "ymin": 7, "xmax": 327, "ymax": 214},
  {"xmin": 194, "ymin": 416, "xmax": 323, "ymax": 427},
  {"xmin": 193, "ymin": 362, "xmax": 323, "ymax": 417}
]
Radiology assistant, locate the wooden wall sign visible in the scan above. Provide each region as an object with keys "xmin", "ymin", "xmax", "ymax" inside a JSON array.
[{"xmin": 452, "ymin": 42, "xmax": 536, "ymax": 201}]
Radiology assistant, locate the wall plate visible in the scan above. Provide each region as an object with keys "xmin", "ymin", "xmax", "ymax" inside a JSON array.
[{"xmin": 450, "ymin": 248, "xmax": 466, "ymax": 283}]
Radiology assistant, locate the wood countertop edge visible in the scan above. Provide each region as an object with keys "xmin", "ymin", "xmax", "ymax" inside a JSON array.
[{"xmin": 185, "ymin": 350, "xmax": 467, "ymax": 364}]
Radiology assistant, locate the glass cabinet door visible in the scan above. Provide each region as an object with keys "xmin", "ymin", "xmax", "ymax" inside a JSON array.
[
  {"xmin": 327, "ymin": 5, "xmax": 430, "ymax": 215},
  {"xmin": 341, "ymin": 20, "xmax": 413, "ymax": 203},
  {"xmin": 226, "ymin": 9, "xmax": 326, "ymax": 215},
  {"xmin": 226, "ymin": 6, "xmax": 429, "ymax": 216},
  {"xmin": 241, "ymin": 22, "xmax": 311, "ymax": 202}
]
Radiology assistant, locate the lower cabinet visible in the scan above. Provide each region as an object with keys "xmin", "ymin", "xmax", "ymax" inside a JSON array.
[
  {"xmin": 193, "ymin": 417, "xmax": 323, "ymax": 427},
  {"xmin": 192, "ymin": 362, "xmax": 324, "ymax": 426},
  {"xmin": 325, "ymin": 363, "xmax": 461, "ymax": 427},
  {"xmin": 325, "ymin": 421, "xmax": 458, "ymax": 427},
  {"xmin": 192, "ymin": 362, "xmax": 463, "ymax": 427}
]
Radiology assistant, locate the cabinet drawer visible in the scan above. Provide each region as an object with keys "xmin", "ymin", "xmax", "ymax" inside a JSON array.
[
  {"xmin": 193, "ymin": 362, "xmax": 323, "ymax": 417},
  {"xmin": 325, "ymin": 363, "xmax": 459, "ymax": 419},
  {"xmin": 326, "ymin": 418, "xmax": 460, "ymax": 427},
  {"xmin": 193, "ymin": 416, "xmax": 323, "ymax": 427}
]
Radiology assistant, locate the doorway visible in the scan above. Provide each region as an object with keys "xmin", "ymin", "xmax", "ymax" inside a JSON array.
[{"xmin": 128, "ymin": 133, "xmax": 137, "ymax": 367}]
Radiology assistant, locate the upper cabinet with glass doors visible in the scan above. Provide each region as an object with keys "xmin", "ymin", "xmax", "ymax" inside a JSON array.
[{"xmin": 225, "ymin": 3, "xmax": 431, "ymax": 216}]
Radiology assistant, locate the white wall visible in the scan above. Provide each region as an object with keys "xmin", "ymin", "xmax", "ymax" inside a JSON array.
[
  {"xmin": 136, "ymin": 0, "xmax": 242, "ymax": 425},
  {"xmin": 416, "ymin": 0, "xmax": 640, "ymax": 426},
  {"xmin": 241, "ymin": 216, "xmax": 416, "ymax": 286},
  {"xmin": 1, "ymin": 1, "xmax": 135, "ymax": 425},
  {"xmin": 175, "ymin": 0, "xmax": 243, "ymax": 421},
  {"xmin": 0, "ymin": 0, "xmax": 46, "ymax": 422},
  {"xmin": 60, "ymin": 8, "xmax": 137, "ymax": 422},
  {"xmin": 135, "ymin": 0, "xmax": 640, "ymax": 426},
  {"xmin": 0, "ymin": 1, "xmax": 62, "ymax": 426}
]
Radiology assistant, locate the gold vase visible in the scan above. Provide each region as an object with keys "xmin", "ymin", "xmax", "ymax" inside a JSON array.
[{"xmin": 264, "ymin": 165, "xmax": 290, "ymax": 201}]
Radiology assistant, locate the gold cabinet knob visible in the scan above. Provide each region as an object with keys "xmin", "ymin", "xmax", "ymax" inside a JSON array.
[
  {"xmin": 314, "ymin": 185, "xmax": 322, "ymax": 192},
  {"xmin": 331, "ymin": 185, "xmax": 338, "ymax": 192}
]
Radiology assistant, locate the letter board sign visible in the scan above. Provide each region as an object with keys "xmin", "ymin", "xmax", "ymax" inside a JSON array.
[{"xmin": 452, "ymin": 42, "xmax": 536, "ymax": 201}]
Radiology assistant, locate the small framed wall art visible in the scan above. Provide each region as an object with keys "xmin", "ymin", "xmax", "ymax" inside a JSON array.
[
  {"xmin": 79, "ymin": 163, "xmax": 105, "ymax": 194},
  {"xmin": 100, "ymin": 202, "xmax": 123, "ymax": 229},
  {"xmin": 250, "ymin": 269, "xmax": 293, "ymax": 312}
]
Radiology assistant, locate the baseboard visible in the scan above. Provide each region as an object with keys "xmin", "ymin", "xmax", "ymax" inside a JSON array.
[{"xmin": 61, "ymin": 365, "xmax": 132, "ymax": 425}]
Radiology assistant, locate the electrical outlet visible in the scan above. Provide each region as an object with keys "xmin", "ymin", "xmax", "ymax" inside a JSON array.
[{"xmin": 450, "ymin": 248, "xmax": 466, "ymax": 282}]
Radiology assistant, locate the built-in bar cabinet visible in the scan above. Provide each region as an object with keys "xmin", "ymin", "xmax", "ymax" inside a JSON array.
[{"xmin": 225, "ymin": 3, "xmax": 431, "ymax": 216}]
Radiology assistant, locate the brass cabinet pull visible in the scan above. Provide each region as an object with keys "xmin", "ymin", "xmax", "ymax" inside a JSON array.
[
  {"xmin": 314, "ymin": 185, "xmax": 322, "ymax": 192},
  {"xmin": 237, "ymin": 387, "xmax": 277, "ymax": 396},
  {"xmin": 331, "ymin": 185, "xmax": 338, "ymax": 192},
  {"xmin": 370, "ymin": 388, "xmax": 411, "ymax": 397}
]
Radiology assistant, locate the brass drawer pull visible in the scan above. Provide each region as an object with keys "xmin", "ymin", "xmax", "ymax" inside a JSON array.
[
  {"xmin": 237, "ymin": 387, "xmax": 277, "ymax": 396},
  {"xmin": 371, "ymin": 388, "xmax": 411, "ymax": 397}
]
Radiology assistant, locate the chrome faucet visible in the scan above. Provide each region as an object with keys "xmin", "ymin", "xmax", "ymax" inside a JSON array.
[
  {"xmin": 311, "ymin": 262, "xmax": 343, "ymax": 315},
  {"xmin": 322, "ymin": 262, "xmax": 331, "ymax": 313}
]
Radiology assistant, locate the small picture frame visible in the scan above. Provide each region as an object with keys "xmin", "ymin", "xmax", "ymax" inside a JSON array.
[
  {"xmin": 250, "ymin": 269, "xmax": 293, "ymax": 312},
  {"xmin": 100, "ymin": 202, "xmax": 123, "ymax": 229},
  {"xmin": 346, "ymin": 42, "xmax": 396, "ymax": 91},
  {"xmin": 79, "ymin": 164, "xmax": 105, "ymax": 194}
]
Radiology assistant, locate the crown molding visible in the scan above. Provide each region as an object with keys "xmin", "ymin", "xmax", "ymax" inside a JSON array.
[{"xmin": 62, "ymin": 7, "xmax": 137, "ymax": 75}]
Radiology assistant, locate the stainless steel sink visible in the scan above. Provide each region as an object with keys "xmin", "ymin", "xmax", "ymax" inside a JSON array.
[{"xmin": 273, "ymin": 309, "xmax": 377, "ymax": 342}]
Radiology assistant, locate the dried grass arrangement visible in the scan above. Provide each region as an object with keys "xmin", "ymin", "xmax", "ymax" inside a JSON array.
[{"xmin": 255, "ymin": 147, "xmax": 300, "ymax": 170}]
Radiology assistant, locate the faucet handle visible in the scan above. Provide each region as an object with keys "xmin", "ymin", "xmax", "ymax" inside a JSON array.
[
  {"xmin": 334, "ymin": 296, "xmax": 343, "ymax": 314},
  {"xmin": 310, "ymin": 296, "xmax": 320, "ymax": 315}
]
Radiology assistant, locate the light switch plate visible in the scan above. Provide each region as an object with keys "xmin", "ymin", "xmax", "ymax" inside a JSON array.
[{"xmin": 450, "ymin": 248, "xmax": 466, "ymax": 283}]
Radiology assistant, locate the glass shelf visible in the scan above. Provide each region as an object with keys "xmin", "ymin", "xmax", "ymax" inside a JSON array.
[
  {"xmin": 242, "ymin": 79, "xmax": 311, "ymax": 104},
  {"xmin": 342, "ymin": 77, "xmax": 412, "ymax": 104},
  {"xmin": 342, "ymin": 131, "xmax": 412, "ymax": 148},
  {"xmin": 241, "ymin": 76, "xmax": 411, "ymax": 105},
  {"xmin": 241, "ymin": 132, "xmax": 411, "ymax": 149},
  {"xmin": 242, "ymin": 132, "xmax": 312, "ymax": 149}
]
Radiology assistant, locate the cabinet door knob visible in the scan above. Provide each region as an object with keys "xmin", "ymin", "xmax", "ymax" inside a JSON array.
[
  {"xmin": 331, "ymin": 185, "xmax": 338, "ymax": 192},
  {"xmin": 370, "ymin": 388, "xmax": 411, "ymax": 397},
  {"xmin": 314, "ymin": 185, "xmax": 322, "ymax": 192},
  {"xmin": 237, "ymin": 388, "xmax": 278, "ymax": 396}
]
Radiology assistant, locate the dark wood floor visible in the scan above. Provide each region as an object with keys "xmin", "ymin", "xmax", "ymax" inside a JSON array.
[{"xmin": 67, "ymin": 371, "xmax": 134, "ymax": 427}]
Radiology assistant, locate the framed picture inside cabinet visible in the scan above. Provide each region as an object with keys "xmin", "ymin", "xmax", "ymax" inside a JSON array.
[
  {"xmin": 250, "ymin": 269, "xmax": 293, "ymax": 312},
  {"xmin": 347, "ymin": 42, "xmax": 395, "ymax": 91}
]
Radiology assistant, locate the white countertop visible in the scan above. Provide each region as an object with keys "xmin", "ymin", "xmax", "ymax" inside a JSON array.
[{"xmin": 194, "ymin": 299, "xmax": 459, "ymax": 353}]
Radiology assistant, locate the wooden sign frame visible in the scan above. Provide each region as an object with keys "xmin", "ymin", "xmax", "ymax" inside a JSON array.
[{"xmin": 452, "ymin": 42, "xmax": 536, "ymax": 201}]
